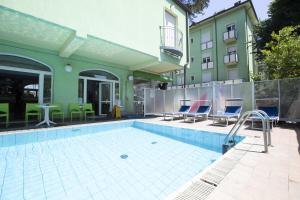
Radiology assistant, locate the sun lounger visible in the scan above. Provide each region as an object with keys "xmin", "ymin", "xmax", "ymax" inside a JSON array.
[
  {"xmin": 162, "ymin": 105, "xmax": 190, "ymax": 120},
  {"xmin": 212, "ymin": 106, "xmax": 242, "ymax": 126},
  {"xmin": 251, "ymin": 106, "xmax": 279, "ymax": 128},
  {"xmin": 184, "ymin": 105, "xmax": 212, "ymax": 123}
]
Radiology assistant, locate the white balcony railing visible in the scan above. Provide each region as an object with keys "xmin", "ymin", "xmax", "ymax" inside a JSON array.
[
  {"xmin": 160, "ymin": 26, "xmax": 183, "ymax": 57},
  {"xmin": 202, "ymin": 61, "xmax": 214, "ymax": 69},
  {"xmin": 223, "ymin": 30, "xmax": 237, "ymax": 42},
  {"xmin": 201, "ymin": 41, "xmax": 213, "ymax": 50},
  {"xmin": 224, "ymin": 54, "xmax": 238, "ymax": 64}
]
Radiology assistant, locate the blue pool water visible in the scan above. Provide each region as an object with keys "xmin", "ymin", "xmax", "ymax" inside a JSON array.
[{"xmin": 0, "ymin": 121, "xmax": 243, "ymax": 200}]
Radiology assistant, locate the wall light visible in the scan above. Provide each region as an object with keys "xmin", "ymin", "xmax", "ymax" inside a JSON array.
[
  {"xmin": 128, "ymin": 75, "xmax": 134, "ymax": 81},
  {"xmin": 65, "ymin": 64, "xmax": 72, "ymax": 73}
]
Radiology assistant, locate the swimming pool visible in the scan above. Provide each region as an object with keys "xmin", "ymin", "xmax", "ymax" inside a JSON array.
[{"xmin": 0, "ymin": 121, "xmax": 243, "ymax": 200}]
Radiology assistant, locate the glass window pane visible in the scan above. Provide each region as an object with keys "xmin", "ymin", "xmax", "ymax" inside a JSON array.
[
  {"xmin": 78, "ymin": 79, "xmax": 84, "ymax": 104},
  {"xmin": 101, "ymin": 84, "xmax": 110, "ymax": 101},
  {"xmin": 43, "ymin": 75, "xmax": 52, "ymax": 104},
  {"xmin": 115, "ymin": 83, "xmax": 120, "ymax": 105}
]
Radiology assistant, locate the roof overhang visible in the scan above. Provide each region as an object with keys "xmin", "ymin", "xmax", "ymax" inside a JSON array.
[
  {"xmin": 133, "ymin": 71, "xmax": 173, "ymax": 82},
  {"xmin": 0, "ymin": 6, "xmax": 182, "ymax": 74}
]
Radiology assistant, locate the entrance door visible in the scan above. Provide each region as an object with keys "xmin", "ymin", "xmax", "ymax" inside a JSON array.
[
  {"xmin": 86, "ymin": 80, "xmax": 99, "ymax": 115},
  {"xmin": 165, "ymin": 11, "xmax": 176, "ymax": 47},
  {"xmin": 99, "ymin": 82, "xmax": 112, "ymax": 115}
]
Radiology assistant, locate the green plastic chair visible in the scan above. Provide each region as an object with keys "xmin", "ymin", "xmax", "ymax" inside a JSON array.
[
  {"xmin": 50, "ymin": 104, "xmax": 64, "ymax": 123},
  {"xmin": 0, "ymin": 103, "xmax": 9, "ymax": 128},
  {"xmin": 83, "ymin": 103, "xmax": 95, "ymax": 120},
  {"xmin": 69, "ymin": 103, "xmax": 82, "ymax": 122},
  {"xmin": 25, "ymin": 103, "xmax": 41, "ymax": 126}
]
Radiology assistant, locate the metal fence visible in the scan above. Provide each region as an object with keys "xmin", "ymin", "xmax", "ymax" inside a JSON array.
[{"xmin": 144, "ymin": 78, "xmax": 300, "ymax": 122}]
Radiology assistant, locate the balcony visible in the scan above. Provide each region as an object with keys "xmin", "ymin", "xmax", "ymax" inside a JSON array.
[
  {"xmin": 201, "ymin": 41, "xmax": 213, "ymax": 50},
  {"xmin": 224, "ymin": 54, "xmax": 238, "ymax": 65},
  {"xmin": 223, "ymin": 30, "xmax": 237, "ymax": 43},
  {"xmin": 202, "ymin": 61, "xmax": 214, "ymax": 70},
  {"xmin": 160, "ymin": 26, "xmax": 183, "ymax": 58}
]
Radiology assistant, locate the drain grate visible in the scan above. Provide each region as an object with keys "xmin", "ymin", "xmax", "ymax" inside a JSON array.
[
  {"xmin": 120, "ymin": 154, "xmax": 128, "ymax": 159},
  {"xmin": 173, "ymin": 180, "xmax": 215, "ymax": 200},
  {"xmin": 171, "ymin": 142, "xmax": 251, "ymax": 200},
  {"xmin": 201, "ymin": 170, "xmax": 225, "ymax": 186}
]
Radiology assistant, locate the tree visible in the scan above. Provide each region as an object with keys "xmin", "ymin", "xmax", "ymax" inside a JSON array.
[
  {"xmin": 178, "ymin": 0, "xmax": 209, "ymax": 18},
  {"xmin": 254, "ymin": 0, "xmax": 300, "ymax": 61},
  {"xmin": 261, "ymin": 26, "xmax": 300, "ymax": 79}
]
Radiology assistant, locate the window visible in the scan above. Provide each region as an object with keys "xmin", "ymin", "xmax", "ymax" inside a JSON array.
[
  {"xmin": 191, "ymin": 57, "xmax": 194, "ymax": 63},
  {"xmin": 201, "ymin": 31, "xmax": 210, "ymax": 43},
  {"xmin": 201, "ymin": 31, "xmax": 212, "ymax": 50},
  {"xmin": 191, "ymin": 38, "xmax": 194, "ymax": 43},
  {"xmin": 228, "ymin": 69, "xmax": 239, "ymax": 80},
  {"xmin": 227, "ymin": 46, "xmax": 237, "ymax": 54},
  {"xmin": 226, "ymin": 24, "xmax": 235, "ymax": 32},
  {"xmin": 202, "ymin": 56, "xmax": 211, "ymax": 63},
  {"xmin": 202, "ymin": 71, "xmax": 212, "ymax": 83}
]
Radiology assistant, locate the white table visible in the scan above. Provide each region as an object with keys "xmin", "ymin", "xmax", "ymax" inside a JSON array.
[{"xmin": 36, "ymin": 105, "xmax": 57, "ymax": 127}]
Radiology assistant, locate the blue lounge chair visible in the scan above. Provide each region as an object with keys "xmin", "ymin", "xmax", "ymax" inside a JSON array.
[
  {"xmin": 162, "ymin": 105, "xmax": 190, "ymax": 120},
  {"xmin": 184, "ymin": 105, "xmax": 212, "ymax": 123},
  {"xmin": 253, "ymin": 106, "xmax": 279, "ymax": 128},
  {"xmin": 212, "ymin": 106, "xmax": 242, "ymax": 126}
]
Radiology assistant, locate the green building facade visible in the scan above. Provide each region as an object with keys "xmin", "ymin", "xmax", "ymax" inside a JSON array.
[
  {"xmin": 0, "ymin": 0, "xmax": 190, "ymax": 120},
  {"xmin": 171, "ymin": 0, "xmax": 258, "ymax": 86}
]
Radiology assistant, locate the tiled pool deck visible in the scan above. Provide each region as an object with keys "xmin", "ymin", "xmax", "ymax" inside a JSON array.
[
  {"xmin": 138, "ymin": 118, "xmax": 300, "ymax": 200},
  {"xmin": 0, "ymin": 118, "xmax": 299, "ymax": 200}
]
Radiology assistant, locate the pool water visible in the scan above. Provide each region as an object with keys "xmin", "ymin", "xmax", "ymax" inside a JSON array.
[{"xmin": 0, "ymin": 121, "xmax": 243, "ymax": 200}]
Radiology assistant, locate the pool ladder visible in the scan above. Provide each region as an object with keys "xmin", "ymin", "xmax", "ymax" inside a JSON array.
[{"xmin": 223, "ymin": 110, "xmax": 271, "ymax": 154}]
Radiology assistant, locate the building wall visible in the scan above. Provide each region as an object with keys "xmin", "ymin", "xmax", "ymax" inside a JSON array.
[
  {"xmin": 0, "ymin": 0, "xmax": 187, "ymax": 66},
  {"xmin": 172, "ymin": 4, "xmax": 257, "ymax": 86},
  {"xmin": 0, "ymin": 40, "xmax": 134, "ymax": 113}
]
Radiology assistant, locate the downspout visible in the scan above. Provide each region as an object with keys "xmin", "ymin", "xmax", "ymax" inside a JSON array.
[
  {"xmin": 245, "ymin": 8, "xmax": 250, "ymax": 81},
  {"xmin": 184, "ymin": 11, "xmax": 189, "ymax": 88},
  {"xmin": 214, "ymin": 16, "xmax": 218, "ymax": 81}
]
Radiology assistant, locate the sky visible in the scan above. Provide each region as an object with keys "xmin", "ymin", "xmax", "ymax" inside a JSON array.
[{"xmin": 194, "ymin": 0, "xmax": 272, "ymax": 22}]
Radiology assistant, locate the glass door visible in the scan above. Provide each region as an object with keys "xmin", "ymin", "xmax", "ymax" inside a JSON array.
[
  {"xmin": 165, "ymin": 11, "xmax": 176, "ymax": 47},
  {"xmin": 99, "ymin": 82, "xmax": 112, "ymax": 115}
]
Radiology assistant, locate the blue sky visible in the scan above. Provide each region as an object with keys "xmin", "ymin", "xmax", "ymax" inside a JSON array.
[{"xmin": 194, "ymin": 0, "xmax": 272, "ymax": 22}]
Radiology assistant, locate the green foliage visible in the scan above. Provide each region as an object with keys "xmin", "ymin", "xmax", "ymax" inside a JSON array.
[
  {"xmin": 178, "ymin": 0, "xmax": 209, "ymax": 18},
  {"xmin": 254, "ymin": 0, "xmax": 300, "ymax": 60},
  {"xmin": 250, "ymin": 72, "xmax": 264, "ymax": 81},
  {"xmin": 261, "ymin": 26, "xmax": 300, "ymax": 79}
]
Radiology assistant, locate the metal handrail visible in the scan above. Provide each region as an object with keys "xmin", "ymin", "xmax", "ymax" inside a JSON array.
[
  {"xmin": 160, "ymin": 26, "xmax": 183, "ymax": 52},
  {"xmin": 224, "ymin": 110, "xmax": 271, "ymax": 153}
]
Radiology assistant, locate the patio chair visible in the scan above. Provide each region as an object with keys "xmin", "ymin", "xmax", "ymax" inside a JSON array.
[
  {"xmin": 212, "ymin": 105, "xmax": 242, "ymax": 126},
  {"xmin": 69, "ymin": 103, "xmax": 82, "ymax": 122},
  {"xmin": 50, "ymin": 104, "xmax": 64, "ymax": 123},
  {"xmin": 161, "ymin": 105, "xmax": 191, "ymax": 120},
  {"xmin": 25, "ymin": 103, "xmax": 41, "ymax": 126},
  {"xmin": 254, "ymin": 106, "xmax": 279, "ymax": 128},
  {"xmin": 0, "ymin": 103, "xmax": 9, "ymax": 128},
  {"xmin": 184, "ymin": 104, "xmax": 212, "ymax": 123},
  {"xmin": 83, "ymin": 103, "xmax": 95, "ymax": 120}
]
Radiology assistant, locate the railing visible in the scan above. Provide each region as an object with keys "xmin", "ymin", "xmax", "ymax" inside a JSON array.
[
  {"xmin": 223, "ymin": 30, "xmax": 237, "ymax": 41},
  {"xmin": 202, "ymin": 62, "xmax": 214, "ymax": 70},
  {"xmin": 224, "ymin": 53, "xmax": 238, "ymax": 64},
  {"xmin": 201, "ymin": 40, "xmax": 213, "ymax": 50},
  {"xmin": 223, "ymin": 110, "xmax": 271, "ymax": 153},
  {"xmin": 160, "ymin": 26, "xmax": 183, "ymax": 57}
]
